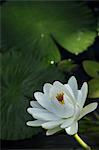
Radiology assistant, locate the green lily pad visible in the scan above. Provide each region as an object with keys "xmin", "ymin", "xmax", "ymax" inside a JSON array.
[
  {"xmin": 58, "ymin": 59, "xmax": 78, "ymax": 73},
  {"xmin": 88, "ymin": 78, "xmax": 99, "ymax": 98},
  {"xmin": 1, "ymin": 1, "xmax": 96, "ymax": 54},
  {"xmin": 1, "ymin": 49, "xmax": 65, "ymax": 140},
  {"xmin": 83, "ymin": 60, "xmax": 99, "ymax": 77}
]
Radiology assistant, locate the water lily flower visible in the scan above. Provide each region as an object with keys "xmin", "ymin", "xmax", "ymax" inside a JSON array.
[{"xmin": 26, "ymin": 76, "xmax": 98, "ymax": 136}]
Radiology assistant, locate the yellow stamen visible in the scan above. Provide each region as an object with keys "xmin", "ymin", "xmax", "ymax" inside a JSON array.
[{"xmin": 56, "ymin": 92, "xmax": 64, "ymax": 104}]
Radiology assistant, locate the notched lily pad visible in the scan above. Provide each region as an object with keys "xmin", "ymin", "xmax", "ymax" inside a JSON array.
[{"xmin": 1, "ymin": 1, "xmax": 96, "ymax": 54}]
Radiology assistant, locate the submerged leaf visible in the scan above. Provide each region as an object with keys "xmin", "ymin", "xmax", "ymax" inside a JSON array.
[
  {"xmin": 58, "ymin": 59, "xmax": 78, "ymax": 73},
  {"xmin": 1, "ymin": 49, "xmax": 65, "ymax": 140}
]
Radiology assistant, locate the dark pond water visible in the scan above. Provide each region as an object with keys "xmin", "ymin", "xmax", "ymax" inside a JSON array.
[{"xmin": 1, "ymin": 133, "xmax": 99, "ymax": 149}]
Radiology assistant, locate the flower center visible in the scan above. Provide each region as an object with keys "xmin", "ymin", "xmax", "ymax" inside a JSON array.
[{"xmin": 56, "ymin": 92, "xmax": 64, "ymax": 104}]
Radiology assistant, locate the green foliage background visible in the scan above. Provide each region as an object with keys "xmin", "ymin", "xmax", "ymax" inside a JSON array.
[{"xmin": 1, "ymin": 1, "xmax": 99, "ymax": 140}]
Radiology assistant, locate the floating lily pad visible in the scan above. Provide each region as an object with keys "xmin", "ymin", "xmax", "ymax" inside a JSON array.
[
  {"xmin": 88, "ymin": 78, "xmax": 99, "ymax": 98},
  {"xmin": 83, "ymin": 60, "xmax": 99, "ymax": 77},
  {"xmin": 1, "ymin": 1, "xmax": 96, "ymax": 54}
]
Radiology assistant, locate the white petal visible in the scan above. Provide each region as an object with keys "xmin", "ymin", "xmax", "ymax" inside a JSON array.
[
  {"xmin": 49, "ymin": 83, "xmax": 74, "ymax": 118},
  {"xmin": 42, "ymin": 120, "xmax": 64, "ymax": 129},
  {"xmin": 68, "ymin": 76, "xmax": 78, "ymax": 99},
  {"xmin": 46, "ymin": 126, "xmax": 62, "ymax": 136},
  {"xmin": 27, "ymin": 108, "xmax": 60, "ymax": 121},
  {"xmin": 64, "ymin": 94, "xmax": 75, "ymax": 116},
  {"xmin": 27, "ymin": 107, "xmax": 46, "ymax": 115},
  {"xmin": 26, "ymin": 120, "xmax": 45, "ymax": 126},
  {"xmin": 73, "ymin": 105, "xmax": 80, "ymax": 120},
  {"xmin": 53, "ymin": 80, "xmax": 64, "ymax": 87},
  {"xmin": 51, "ymin": 81, "xmax": 75, "ymax": 103},
  {"xmin": 43, "ymin": 83, "xmax": 52, "ymax": 94},
  {"xmin": 34, "ymin": 92, "xmax": 52, "ymax": 112},
  {"xmin": 77, "ymin": 90, "xmax": 82, "ymax": 107},
  {"xmin": 60, "ymin": 117, "xmax": 74, "ymax": 128},
  {"xmin": 49, "ymin": 81, "xmax": 64, "ymax": 98},
  {"xmin": 65, "ymin": 122, "xmax": 78, "ymax": 135},
  {"xmin": 51, "ymin": 97, "xmax": 74, "ymax": 118},
  {"xmin": 78, "ymin": 102, "xmax": 98, "ymax": 120},
  {"xmin": 64, "ymin": 84, "xmax": 75, "ymax": 102},
  {"xmin": 30, "ymin": 101, "xmax": 43, "ymax": 108},
  {"xmin": 79, "ymin": 82, "xmax": 88, "ymax": 108}
]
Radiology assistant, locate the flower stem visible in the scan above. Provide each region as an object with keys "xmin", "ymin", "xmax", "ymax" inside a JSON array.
[{"xmin": 73, "ymin": 134, "xmax": 91, "ymax": 150}]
